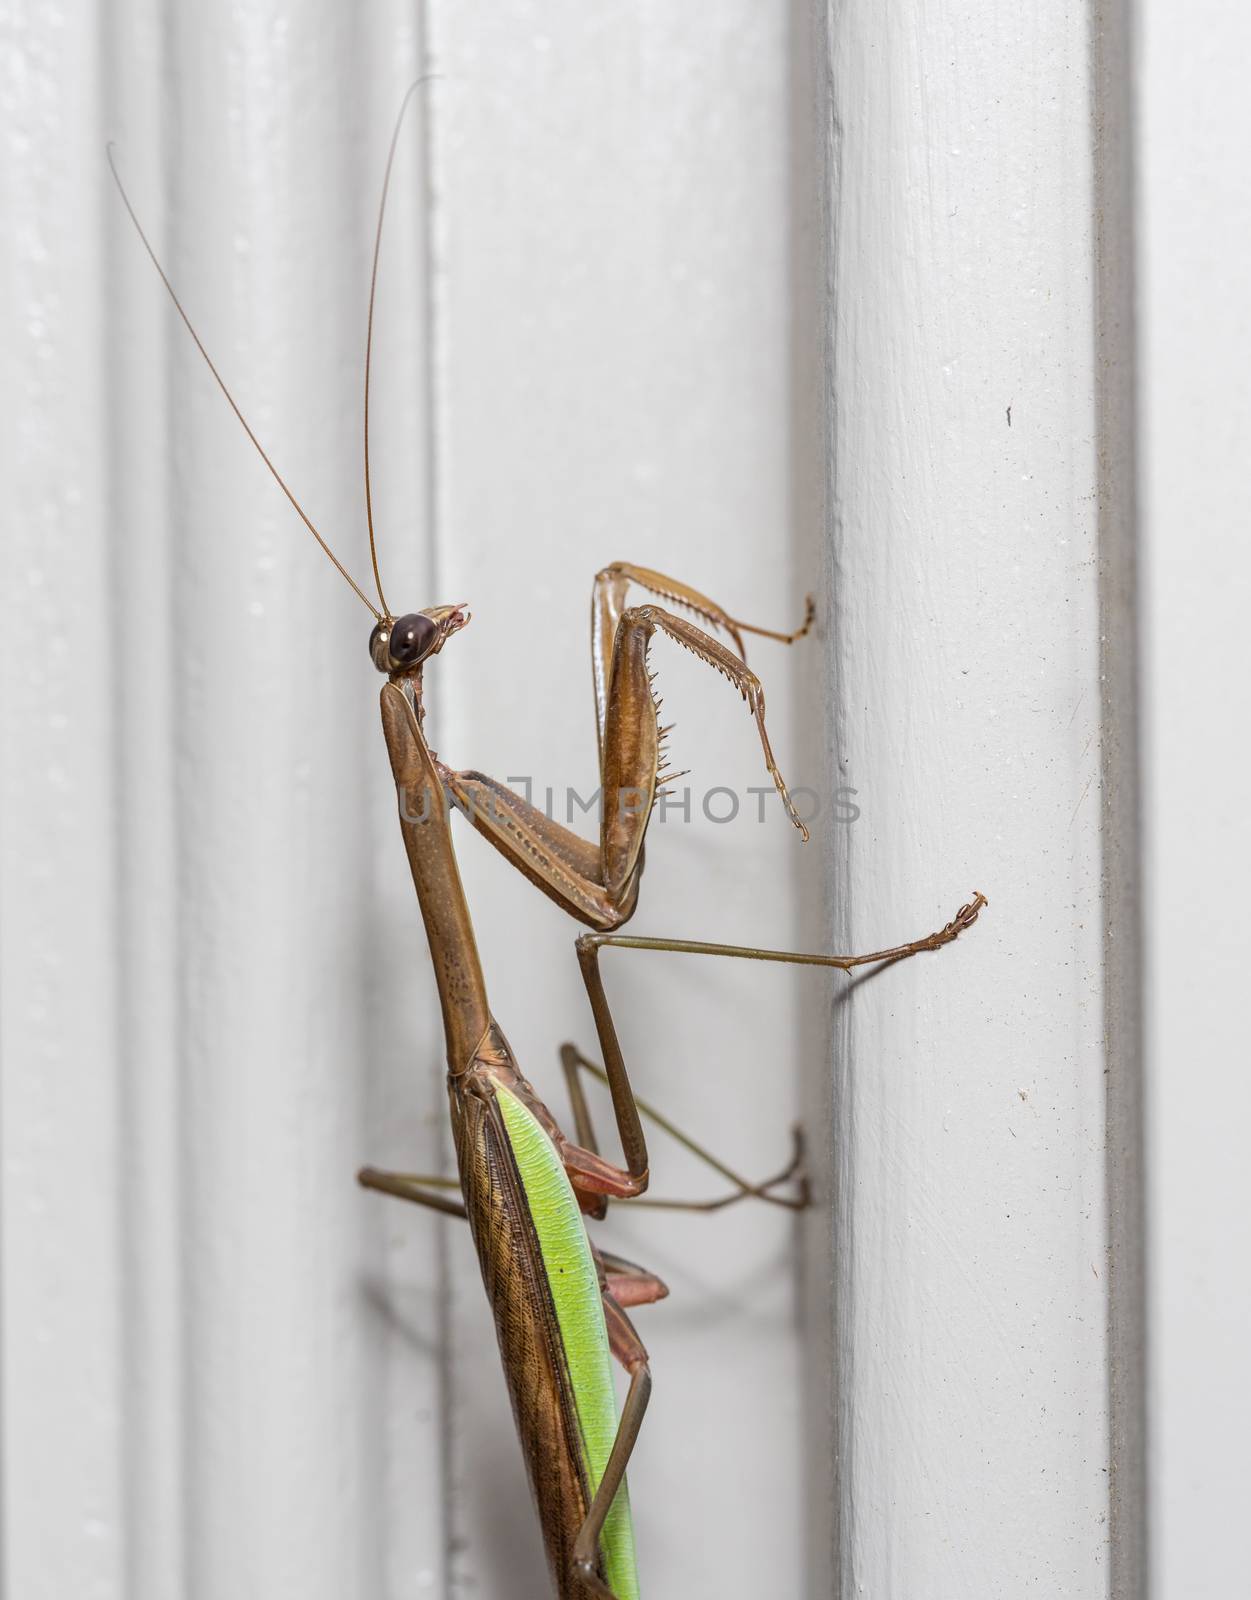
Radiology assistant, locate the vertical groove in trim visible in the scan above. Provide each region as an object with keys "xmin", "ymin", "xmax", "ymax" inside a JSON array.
[
  {"xmin": 1092, "ymin": 1, "xmax": 1148, "ymax": 1594},
  {"xmin": 812, "ymin": 2, "xmax": 856, "ymax": 1591},
  {"xmin": 108, "ymin": 1, "xmax": 187, "ymax": 1594},
  {"xmin": 108, "ymin": 13, "xmax": 198, "ymax": 1590},
  {"xmin": 794, "ymin": 1, "xmax": 841, "ymax": 1592},
  {"xmin": 166, "ymin": 24, "xmax": 199, "ymax": 1595},
  {"xmin": 825, "ymin": 9, "xmax": 853, "ymax": 1594}
]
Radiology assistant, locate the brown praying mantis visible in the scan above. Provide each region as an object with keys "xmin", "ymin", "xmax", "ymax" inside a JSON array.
[{"xmin": 111, "ymin": 85, "xmax": 985, "ymax": 1600}]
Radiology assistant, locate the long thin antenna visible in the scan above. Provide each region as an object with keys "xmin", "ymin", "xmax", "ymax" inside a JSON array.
[
  {"xmin": 363, "ymin": 77, "xmax": 433, "ymax": 621},
  {"xmin": 107, "ymin": 143, "xmax": 383, "ymax": 622}
]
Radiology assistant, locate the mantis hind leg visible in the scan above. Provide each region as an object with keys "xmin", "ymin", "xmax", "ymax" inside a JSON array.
[
  {"xmin": 356, "ymin": 1168, "xmax": 467, "ymax": 1218},
  {"xmin": 355, "ymin": 1174, "xmax": 674, "ymax": 1315},
  {"xmin": 561, "ymin": 1044, "xmax": 808, "ymax": 1215},
  {"xmin": 572, "ymin": 1294, "xmax": 653, "ymax": 1600},
  {"xmin": 595, "ymin": 1247, "xmax": 670, "ymax": 1310},
  {"xmin": 353, "ymin": 1168, "xmax": 670, "ymax": 1306}
]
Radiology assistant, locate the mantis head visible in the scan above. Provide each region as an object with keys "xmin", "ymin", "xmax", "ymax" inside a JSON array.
[{"xmin": 369, "ymin": 605, "xmax": 471, "ymax": 679}]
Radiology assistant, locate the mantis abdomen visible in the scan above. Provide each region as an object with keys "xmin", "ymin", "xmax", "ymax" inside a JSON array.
[{"xmin": 455, "ymin": 1081, "xmax": 639, "ymax": 1599}]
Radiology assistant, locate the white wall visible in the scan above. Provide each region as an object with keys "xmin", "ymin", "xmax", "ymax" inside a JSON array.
[
  {"xmin": 1137, "ymin": 5, "xmax": 1251, "ymax": 1598},
  {"xmin": 0, "ymin": 1, "xmax": 1175, "ymax": 1597}
]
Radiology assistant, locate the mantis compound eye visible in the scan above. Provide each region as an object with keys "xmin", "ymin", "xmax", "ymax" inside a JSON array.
[
  {"xmin": 389, "ymin": 613, "xmax": 439, "ymax": 666},
  {"xmin": 371, "ymin": 611, "xmax": 439, "ymax": 673}
]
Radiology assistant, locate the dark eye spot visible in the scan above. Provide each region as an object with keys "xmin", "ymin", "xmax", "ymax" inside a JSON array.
[{"xmin": 389, "ymin": 612, "xmax": 438, "ymax": 666}]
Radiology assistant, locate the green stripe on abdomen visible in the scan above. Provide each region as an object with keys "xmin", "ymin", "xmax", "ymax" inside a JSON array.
[{"xmin": 496, "ymin": 1084, "xmax": 639, "ymax": 1600}]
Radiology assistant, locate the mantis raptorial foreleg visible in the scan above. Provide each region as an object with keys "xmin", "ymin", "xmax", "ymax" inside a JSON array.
[
  {"xmin": 590, "ymin": 563, "xmax": 816, "ymax": 693},
  {"xmin": 441, "ymin": 565, "xmax": 816, "ymax": 930}
]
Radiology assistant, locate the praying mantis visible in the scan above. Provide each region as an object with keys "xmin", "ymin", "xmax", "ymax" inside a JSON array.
[{"xmin": 110, "ymin": 86, "xmax": 985, "ymax": 1600}]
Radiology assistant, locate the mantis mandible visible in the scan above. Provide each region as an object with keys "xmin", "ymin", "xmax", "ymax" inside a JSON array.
[{"xmin": 110, "ymin": 85, "xmax": 985, "ymax": 1600}]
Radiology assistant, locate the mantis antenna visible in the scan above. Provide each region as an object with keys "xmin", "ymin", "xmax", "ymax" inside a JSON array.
[
  {"xmin": 107, "ymin": 142, "xmax": 383, "ymax": 622},
  {"xmin": 363, "ymin": 77, "xmax": 436, "ymax": 624}
]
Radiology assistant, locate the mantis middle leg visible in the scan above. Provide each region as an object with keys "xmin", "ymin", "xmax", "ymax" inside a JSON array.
[
  {"xmin": 543, "ymin": 895, "xmax": 984, "ymax": 1214},
  {"xmin": 572, "ymin": 1294, "xmax": 653, "ymax": 1600},
  {"xmin": 563, "ymin": 895, "xmax": 987, "ymax": 1205}
]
